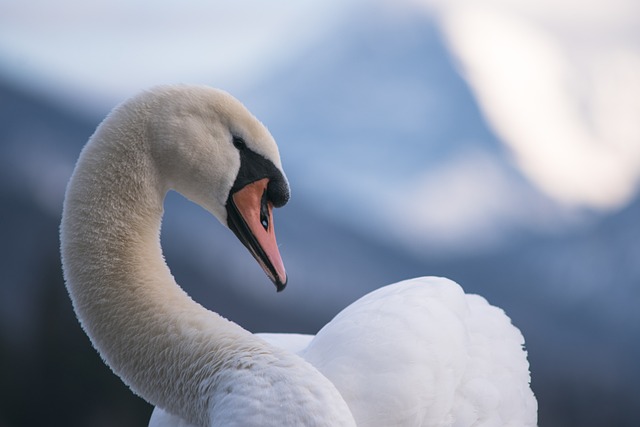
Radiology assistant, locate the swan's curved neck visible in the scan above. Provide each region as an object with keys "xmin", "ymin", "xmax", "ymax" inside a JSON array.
[
  {"xmin": 60, "ymin": 105, "xmax": 355, "ymax": 426},
  {"xmin": 60, "ymin": 111, "xmax": 250, "ymax": 425}
]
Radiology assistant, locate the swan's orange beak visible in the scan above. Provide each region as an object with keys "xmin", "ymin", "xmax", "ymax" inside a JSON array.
[{"xmin": 226, "ymin": 178, "xmax": 287, "ymax": 291}]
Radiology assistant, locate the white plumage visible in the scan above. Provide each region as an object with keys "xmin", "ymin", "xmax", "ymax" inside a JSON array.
[
  {"xmin": 60, "ymin": 85, "xmax": 537, "ymax": 427},
  {"xmin": 259, "ymin": 277, "xmax": 536, "ymax": 427}
]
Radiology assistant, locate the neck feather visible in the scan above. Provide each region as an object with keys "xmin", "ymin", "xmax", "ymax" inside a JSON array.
[{"xmin": 60, "ymin": 116, "xmax": 253, "ymax": 425}]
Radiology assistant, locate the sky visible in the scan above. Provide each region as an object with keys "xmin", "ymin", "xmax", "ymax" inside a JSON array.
[
  {"xmin": 1, "ymin": 0, "xmax": 639, "ymax": 253},
  {"xmin": 0, "ymin": 1, "xmax": 355, "ymax": 108}
]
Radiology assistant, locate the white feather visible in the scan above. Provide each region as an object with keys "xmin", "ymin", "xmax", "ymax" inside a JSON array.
[{"xmin": 260, "ymin": 277, "xmax": 536, "ymax": 427}]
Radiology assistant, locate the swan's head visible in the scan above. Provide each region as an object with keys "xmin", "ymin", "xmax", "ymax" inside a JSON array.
[{"xmin": 143, "ymin": 85, "xmax": 290, "ymax": 290}]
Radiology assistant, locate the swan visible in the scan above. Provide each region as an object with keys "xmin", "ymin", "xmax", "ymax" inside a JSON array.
[{"xmin": 60, "ymin": 85, "xmax": 537, "ymax": 427}]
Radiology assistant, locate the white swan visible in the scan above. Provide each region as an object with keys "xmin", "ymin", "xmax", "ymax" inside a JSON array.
[{"xmin": 60, "ymin": 85, "xmax": 537, "ymax": 427}]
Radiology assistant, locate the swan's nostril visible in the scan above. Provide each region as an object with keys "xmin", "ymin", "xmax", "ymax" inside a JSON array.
[{"xmin": 260, "ymin": 189, "xmax": 270, "ymax": 231}]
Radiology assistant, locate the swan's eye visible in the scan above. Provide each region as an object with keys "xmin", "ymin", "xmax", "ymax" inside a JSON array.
[{"xmin": 232, "ymin": 136, "xmax": 247, "ymax": 151}]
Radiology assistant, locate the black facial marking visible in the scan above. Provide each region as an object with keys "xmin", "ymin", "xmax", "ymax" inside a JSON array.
[{"xmin": 229, "ymin": 147, "xmax": 290, "ymax": 208}]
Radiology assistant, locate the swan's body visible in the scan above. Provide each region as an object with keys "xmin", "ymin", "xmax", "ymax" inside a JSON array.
[
  {"xmin": 281, "ymin": 278, "xmax": 537, "ymax": 426},
  {"xmin": 61, "ymin": 85, "xmax": 536, "ymax": 427}
]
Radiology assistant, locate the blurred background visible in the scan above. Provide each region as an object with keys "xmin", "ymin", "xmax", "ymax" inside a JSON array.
[{"xmin": 1, "ymin": 0, "xmax": 639, "ymax": 426}]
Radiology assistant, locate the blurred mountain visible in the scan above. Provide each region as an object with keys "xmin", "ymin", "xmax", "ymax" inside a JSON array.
[
  {"xmin": 1, "ymin": 10, "xmax": 639, "ymax": 425},
  {"xmin": 241, "ymin": 7, "xmax": 560, "ymax": 255}
]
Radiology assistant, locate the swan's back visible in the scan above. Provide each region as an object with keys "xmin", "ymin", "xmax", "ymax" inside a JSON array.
[{"xmin": 300, "ymin": 277, "xmax": 537, "ymax": 427}]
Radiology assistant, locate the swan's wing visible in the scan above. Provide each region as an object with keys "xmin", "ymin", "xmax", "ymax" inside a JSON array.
[
  {"xmin": 256, "ymin": 332, "xmax": 314, "ymax": 355},
  {"xmin": 300, "ymin": 276, "xmax": 537, "ymax": 427},
  {"xmin": 148, "ymin": 407, "xmax": 198, "ymax": 427},
  {"xmin": 452, "ymin": 293, "xmax": 537, "ymax": 426}
]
